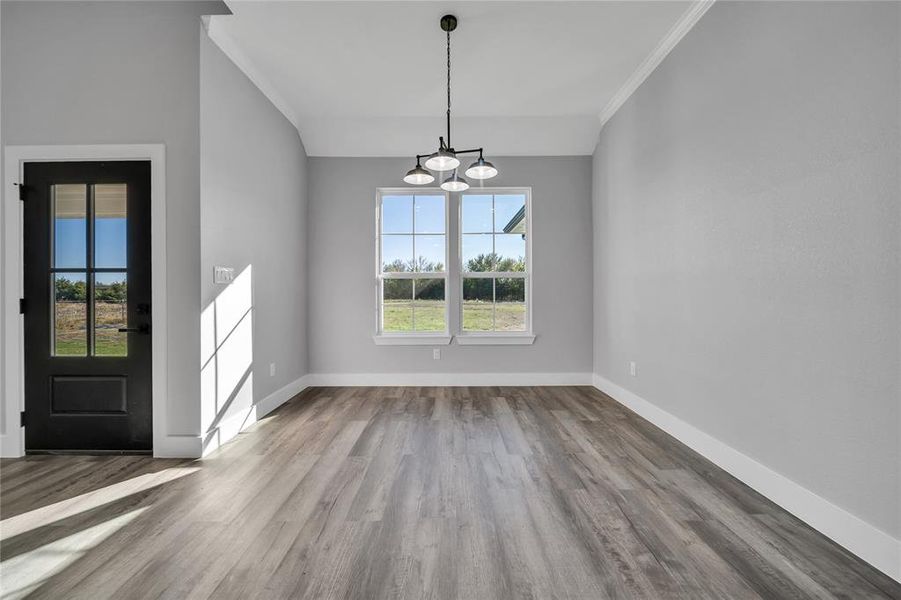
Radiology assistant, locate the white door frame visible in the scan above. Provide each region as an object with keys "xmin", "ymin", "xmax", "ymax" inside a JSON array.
[{"xmin": 2, "ymin": 144, "xmax": 167, "ymax": 457}]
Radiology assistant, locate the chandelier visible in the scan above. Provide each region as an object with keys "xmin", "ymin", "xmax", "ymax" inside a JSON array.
[{"xmin": 403, "ymin": 15, "xmax": 498, "ymax": 191}]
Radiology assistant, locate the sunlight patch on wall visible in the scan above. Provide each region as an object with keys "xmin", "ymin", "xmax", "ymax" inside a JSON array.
[{"xmin": 200, "ymin": 265, "xmax": 255, "ymax": 456}]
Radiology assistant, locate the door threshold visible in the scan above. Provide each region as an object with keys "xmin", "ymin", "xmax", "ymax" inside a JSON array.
[{"xmin": 26, "ymin": 449, "xmax": 153, "ymax": 456}]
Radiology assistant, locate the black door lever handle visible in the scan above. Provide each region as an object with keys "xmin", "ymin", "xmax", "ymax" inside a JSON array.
[{"xmin": 118, "ymin": 324, "xmax": 150, "ymax": 334}]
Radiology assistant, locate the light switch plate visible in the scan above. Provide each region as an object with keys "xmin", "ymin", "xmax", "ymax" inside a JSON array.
[{"xmin": 214, "ymin": 266, "xmax": 235, "ymax": 284}]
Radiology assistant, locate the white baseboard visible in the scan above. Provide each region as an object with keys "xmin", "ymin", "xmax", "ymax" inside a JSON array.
[
  {"xmin": 256, "ymin": 374, "xmax": 312, "ymax": 418},
  {"xmin": 305, "ymin": 372, "xmax": 593, "ymax": 387},
  {"xmin": 154, "ymin": 434, "xmax": 202, "ymax": 459},
  {"xmin": 592, "ymin": 374, "xmax": 901, "ymax": 583},
  {"xmin": 0, "ymin": 432, "xmax": 24, "ymax": 458},
  {"xmin": 200, "ymin": 374, "xmax": 313, "ymax": 457}
]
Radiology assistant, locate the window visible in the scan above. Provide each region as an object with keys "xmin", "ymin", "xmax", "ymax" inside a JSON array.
[
  {"xmin": 377, "ymin": 190, "xmax": 448, "ymax": 336},
  {"xmin": 460, "ymin": 190, "xmax": 530, "ymax": 336},
  {"xmin": 375, "ymin": 187, "xmax": 532, "ymax": 345}
]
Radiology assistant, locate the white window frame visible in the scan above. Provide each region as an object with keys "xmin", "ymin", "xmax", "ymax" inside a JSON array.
[
  {"xmin": 374, "ymin": 188, "xmax": 451, "ymax": 345},
  {"xmin": 457, "ymin": 187, "xmax": 534, "ymax": 345}
]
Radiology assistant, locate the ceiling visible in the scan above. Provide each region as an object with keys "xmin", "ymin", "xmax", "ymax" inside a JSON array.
[{"xmin": 209, "ymin": 1, "xmax": 697, "ymax": 157}]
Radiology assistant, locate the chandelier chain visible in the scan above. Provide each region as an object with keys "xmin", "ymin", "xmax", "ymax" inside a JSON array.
[
  {"xmin": 404, "ymin": 15, "xmax": 498, "ymax": 188},
  {"xmin": 446, "ymin": 27, "xmax": 451, "ymax": 147}
]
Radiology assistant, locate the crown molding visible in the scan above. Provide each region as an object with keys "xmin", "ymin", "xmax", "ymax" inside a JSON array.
[
  {"xmin": 204, "ymin": 15, "xmax": 300, "ymax": 133},
  {"xmin": 598, "ymin": 0, "xmax": 715, "ymax": 129}
]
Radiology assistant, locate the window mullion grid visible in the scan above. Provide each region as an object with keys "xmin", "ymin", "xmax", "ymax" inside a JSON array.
[
  {"xmin": 411, "ymin": 278, "xmax": 416, "ymax": 332},
  {"xmin": 459, "ymin": 190, "xmax": 531, "ymax": 335},
  {"xmin": 383, "ymin": 191, "xmax": 496, "ymax": 335},
  {"xmin": 491, "ymin": 194, "xmax": 497, "ymax": 331},
  {"xmin": 87, "ymin": 183, "xmax": 95, "ymax": 356},
  {"xmin": 50, "ymin": 186, "xmax": 58, "ymax": 356},
  {"xmin": 377, "ymin": 192, "xmax": 449, "ymax": 334},
  {"xmin": 492, "ymin": 278, "xmax": 497, "ymax": 332},
  {"xmin": 462, "ymin": 271, "xmax": 525, "ymax": 279}
]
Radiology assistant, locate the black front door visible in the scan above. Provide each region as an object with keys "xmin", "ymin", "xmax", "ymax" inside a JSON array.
[{"xmin": 23, "ymin": 161, "xmax": 152, "ymax": 452}]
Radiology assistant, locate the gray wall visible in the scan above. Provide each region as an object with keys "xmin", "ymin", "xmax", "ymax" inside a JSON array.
[
  {"xmin": 593, "ymin": 1, "xmax": 900, "ymax": 537},
  {"xmin": 199, "ymin": 31, "xmax": 308, "ymax": 447},
  {"xmin": 308, "ymin": 156, "xmax": 593, "ymax": 375},
  {"xmin": 1, "ymin": 1, "xmax": 226, "ymax": 439}
]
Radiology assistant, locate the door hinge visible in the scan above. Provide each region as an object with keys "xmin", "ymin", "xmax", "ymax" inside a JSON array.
[
  {"xmin": 15, "ymin": 183, "xmax": 29, "ymax": 201},
  {"xmin": 19, "ymin": 298, "xmax": 26, "ymax": 314},
  {"xmin": 20, "ymin": 411, "xmax": 26, "ymax": 428}
]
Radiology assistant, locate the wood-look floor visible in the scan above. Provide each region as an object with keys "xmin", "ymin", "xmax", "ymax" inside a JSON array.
[{"xmin": 1, "ymin": 386, "xmax": 898, "ymax": 599}]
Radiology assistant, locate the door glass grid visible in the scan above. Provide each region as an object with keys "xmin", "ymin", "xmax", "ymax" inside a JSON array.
[
  {"xmin": 51, "ymin": 183, "xmax": 128, "ymax": 357},
  {"xmin": 53, "ymin": 272, "xmax": 87, "ymax": 356}
]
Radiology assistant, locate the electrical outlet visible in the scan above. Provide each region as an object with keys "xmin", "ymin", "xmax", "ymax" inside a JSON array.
[
  {"xmin": 214, "ymin": 266, "xmax": 235, "ymax": 284},
  {"xmin": 269, "ymin": 363, "xmax": 276, "ymax": 377},
  {"xmin": 433, "ymin": 348, "xmax": 441, "ymax": 360},
  {"xmin": 629, "ymin": 361, "xmax": 637, "ymax": 377}
]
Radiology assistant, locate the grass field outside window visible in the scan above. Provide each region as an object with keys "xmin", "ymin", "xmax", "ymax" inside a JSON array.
[{"xmin": 55, "ymin": 301, "xmax": 127, "ymax": 356}]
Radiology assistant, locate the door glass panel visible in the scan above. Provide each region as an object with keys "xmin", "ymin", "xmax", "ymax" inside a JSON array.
[
  {"xmin": 94, "ymin": 272, "xmax": 128, "ymax": 356},
  {"xmin": 94, "ymin": 184, "xmax": 127, "ymax": 268},
  {"xmin": 53, "ymin": 273, "xmax": 87, "ymax": 356},
  {"xmin": 53, "ymin": 184, "xmax": 87, "ymax": 268}
]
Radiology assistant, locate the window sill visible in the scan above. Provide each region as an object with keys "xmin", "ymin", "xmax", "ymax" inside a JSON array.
[
  {"xmin": 456, "ymin": 334, "xmax": 536, "ymax": 346},
  {"xmin": 373, "ymin": 335, "xmax": 452, "ymax": 346}
]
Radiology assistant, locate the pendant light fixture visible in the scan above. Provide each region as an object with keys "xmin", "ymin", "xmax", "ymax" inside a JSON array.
[
  {"xmin": 441, "ymin": 171, "xmax": 469, "ymax": 192},
  {"xmin": 465, "ymin": 154, "xmax": 498, "ymax": 180},
  {"xmin": 403, "ymin": 15, "xmax": 498, "ymax": 191},
  {"xmin": 403, "ymin": 159, "xmax": 435, "ymax": 185}
]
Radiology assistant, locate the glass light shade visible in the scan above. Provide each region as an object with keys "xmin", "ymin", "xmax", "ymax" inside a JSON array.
[
  {"xmin": 464, "ymin": 157, "xmax": 498, "ymax": 180},
  {"xmin": 403, "ymin": 165, "xmax": 434, "ymax": 185},
  {"xmin": 424, "ymin": 149, "xmax": 460, "ymax": 171},
  {"xmin": 441, "ymin": 172, "xmax": 469, "ymax": 192}
]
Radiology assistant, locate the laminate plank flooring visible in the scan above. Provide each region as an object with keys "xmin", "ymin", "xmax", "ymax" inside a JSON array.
[{"xmin": 1, "ymin": 386, "xmax": 898, "ymax": 599}]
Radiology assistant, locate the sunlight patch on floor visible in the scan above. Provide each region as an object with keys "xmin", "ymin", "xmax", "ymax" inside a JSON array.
[
  {"xmin": 0, "ymin": 467, "xmax": 198, "ymax": 541},
  {"xmin": 0, "ymin": 507, "xmax": 148, "ymax": 599}
]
